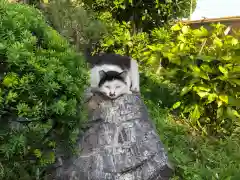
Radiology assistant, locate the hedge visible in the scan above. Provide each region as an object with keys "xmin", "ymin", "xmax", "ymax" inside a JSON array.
[{"xmin": 0, "ymin": 1, "xmax": 88, "ymax": 179}]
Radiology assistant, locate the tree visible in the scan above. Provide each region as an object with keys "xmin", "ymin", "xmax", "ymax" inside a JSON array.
[
  {"xmin": 83, "ymin": 0, "xmax": 197, "ymax": 33},
  {"xmin": 43, "ymin": 0, "xmax": 107, "ymax": 52},
  {"xmin": 10, "ymin": 0, "xmax": 107, "ymax": 52}
]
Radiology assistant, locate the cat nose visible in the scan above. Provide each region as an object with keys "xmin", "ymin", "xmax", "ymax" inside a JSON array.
[{"xmin": 109, "ymin": 92, "xmax": 115, "ymax": 97}]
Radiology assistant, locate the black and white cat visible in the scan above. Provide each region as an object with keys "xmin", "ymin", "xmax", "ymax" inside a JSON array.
[{"xmin": 86, "ymin": 53, "xmax": 140, "ymax": 98}]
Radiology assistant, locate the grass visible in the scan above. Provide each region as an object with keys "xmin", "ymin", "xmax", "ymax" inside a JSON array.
[
  {"xmin": 144, "ymin": 97, "xmax": 240, "ymax": 180},
  {"xmin": 140, "ymin": 74, "xmax": 240, "ymax": 180}
]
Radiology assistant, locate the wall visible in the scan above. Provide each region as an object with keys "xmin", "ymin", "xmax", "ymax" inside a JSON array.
[{"xmin": 182, "ymin": 17, "xmax": 240, "ymax": 36}]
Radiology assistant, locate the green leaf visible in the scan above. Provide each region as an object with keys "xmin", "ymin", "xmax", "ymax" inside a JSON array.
[
  {"xmin": 171, "ymin": 24, "xmax": 181, "ymax": 31},
  {"xmin": 181, "ymin": 26, "xmax": 189, "ymax": 34},
  {"xmin": 230, "ymin": 79, "xmax": 240, "ymax": 86},
  {"xmin": 228, "ymin": 96, "xmax": 240, "ymax": 107},
  {"xmin": 147, "ymin": 45, "xmax": 160, "ymax": 51},
  {"xmin": 48, "ymin": 141, "xmax": 56, "ymax": 148},
  {"xmin": 0, "ymin": 43, "xmax": 5, "ymax": 50},
  {"xmin": 196, "ymin": 55, "xmax": 214, "ymax": 62},
  {"xmin": 207, "ymin": 93, "xmax": 218, "ymax": 104},
  {"xmin": 219, "ymin": 95, "xmax": 228, "ymax": 104},
  {"xmin": 197, "ymin": 91, "xmax": 209, "ymax": 98},
  {"xmin": 233, "ymin": 110, "xmax": 240, "ymax": 118},
  {"xmin": 51, "ymin": 100, "xmax": 67, "ymax": 115},
  {"xmin": 17, "ymin": 103, "xmax": 30, "ymax": 116},
  {"xmin": 190, "ymin": 105, "xmax": 201, "ymax": 121},
  {"xmin": 191, "ymin": 65, "xmax": 209, "ymax": 80},
  {"xmin": 6, "ymin": 90, "xmax": 18, "ymax": 103},
  {"xmin": 221, "ymin": 55, "xmax": 232, "ymax": 61},
  {"xmin": 177, "ymin": 35, "xmax": 186, "ymax": 42},
  {"xmin": 146, "ymin": 55, "xmax": 158, "ymax": 65},
  {"xmin": 218, "ymin": 66, "xmax": 228, "ymax": 76},
  {"xmin": 180, "ymin": 86, "xmax": 192, "ymax": 96},
  {"xmin": 172, "ymin": 101, "xmax": 181, "ymax": 109},
  {"xmin": 3, "ymin": 73, "xmax": 19, "ymax": 87},
  {"xmin": 231, "ymin": 38, "xmax": 238, "ymax": 46},
  {"xmin": 34, "ymin": 149, "xmax": 42, "ymax": 158},
  {"xmin": 193, "ymin": 85, "xmax": 211, "ymax": 92},
  {"xmin": 213, "ymin": 37, "xmax": 223, "ymax": 47},
  {"xmin": 217, "ymin": 100, "xmax": 223, "ymax": 107},
  {"xmin": 141, "ymin": 14, "xmax": 146, "ymax": 20},
  {"xmin": 217, "ymin": 107, "xmax": 224, "ymax": 119},
  {"xmin": 179, "ymin": 43, "xmax": 185, "ymax": 51},
  {"xmin": 200, "ymin": 64, "xmax": 213, "ymax": 73},
  {"xmin": 192, "ymin": 27, "xmax": 208, "ymax": 37},
  {"xmin": 226, "ymin": 107, "xmax": 240, "ymax": 119}
]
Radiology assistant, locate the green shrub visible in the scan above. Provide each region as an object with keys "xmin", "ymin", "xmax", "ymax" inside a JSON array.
[
  {"xmin": 0, "ymin": 1, "xmax": 88, "ymax": 179},
  {"xmin": 42, "ymin": 0, "xmax": 107, "ymax": 52},
  {"xmin": 82, "ymin": 0, "xmax": 197, "ymax": 33},
  {"xmin": 146, "ymin": 23, "xmax": 240, "ymax": 136},
  {"xmin": 96, "ymin": 15, "xmax": 154, "ymax": 73}
]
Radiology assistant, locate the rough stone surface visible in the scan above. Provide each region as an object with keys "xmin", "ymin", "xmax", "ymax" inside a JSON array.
[{"xmin": 48, "ymin": 93, "xmax": 173, "ymax": 180}]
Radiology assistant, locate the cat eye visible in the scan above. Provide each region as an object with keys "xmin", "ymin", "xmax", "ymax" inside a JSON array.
[
  {"xmin": 105, "ymin": 86, "xmax": 110, "ymax": 88},
  {"xmin": 116, "ymin": 86, "xmax": 121, "ymax": 88}
]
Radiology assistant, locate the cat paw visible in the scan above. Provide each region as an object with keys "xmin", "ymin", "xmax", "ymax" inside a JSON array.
[
  {"xmin": 130, "ymin": 86, "xmax": 140, "ymax": 93},
  {"xmin": 128, "ymin": 90, "xmax": 132, "ymax": 94}
]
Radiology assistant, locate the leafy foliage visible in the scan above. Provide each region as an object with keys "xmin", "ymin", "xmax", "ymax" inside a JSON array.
[
  {"xmin": 83, "ymin": 0, "xmax": 197, "ymax": 32},
  {"xmin": 42, "ymin": 0, "xmax": 107, "ymax": 52},
  {"xmin": 0, "ymin": 1, "xmax": 88, "ymax": 179},
  {"xmin": 95, "ymin": 15, "xmax": 150, "ymax": 60},
  {"xmin": 146, "ymin": 23, "xmax": 240, "ymax": 136},
  {"xmin": 4, "ymin": 0, "xmax": 240, "ymax": 179}
]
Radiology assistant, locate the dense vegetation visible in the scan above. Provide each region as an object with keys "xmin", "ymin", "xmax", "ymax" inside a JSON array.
[
  {"xmin": 82, "ymin": 0, "xmax": 197, "ymax": 33},
  {"xmin": 1, "ymin": 0, "xmax": 240, "ymax": 179},
  {"xmin": 0, "ymin": 1, "xmax": 88, "ymax": 179}
]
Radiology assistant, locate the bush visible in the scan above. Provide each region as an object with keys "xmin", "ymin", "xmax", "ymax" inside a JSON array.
[
  {"xmin": 0, "ymin": 1, "xmax": 88, "ymax": 179},
  {"xmin": 146, "ymin": 23, "xmax": 240, "ymax": 136},
  {"xmin": 42, "ymin": 0, "xmax": 107, "ymax": 52}
]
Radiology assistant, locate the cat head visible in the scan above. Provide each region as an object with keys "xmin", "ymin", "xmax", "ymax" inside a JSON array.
[{"xmin": 98, "ymin": 70, "xmax": 130, "ymax": 99}]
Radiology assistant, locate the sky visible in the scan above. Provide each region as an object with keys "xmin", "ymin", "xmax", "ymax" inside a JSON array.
[{"xmin": 191, "ymin": 0, "xmax": 240, "ymax": 20}]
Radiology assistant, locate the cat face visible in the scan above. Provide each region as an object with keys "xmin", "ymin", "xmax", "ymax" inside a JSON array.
[
  {"xmin": 98, "ymin": 70, "xmax": 131, "ymax": 99},
  {"xmin": 99, "ymin": 79, "xmax": 130, "ymax": 99}
]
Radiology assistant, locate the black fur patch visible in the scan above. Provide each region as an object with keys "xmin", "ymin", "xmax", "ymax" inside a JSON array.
[
  {"xmin": 87, "ymin": 53, "xmax": 131, "ymax": 69},
  {"xmin": 98, "ymin": 71, "xmax": 126, "ymax": 87}
]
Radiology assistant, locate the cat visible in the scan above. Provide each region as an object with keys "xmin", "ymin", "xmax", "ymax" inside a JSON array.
[
  {"xmin": 86, "ymin": 53, "xmax": 140, "ymax": 94},
  {"xmin": 97, "ymin": 70, "xmax": 132, "ymax": 99}
]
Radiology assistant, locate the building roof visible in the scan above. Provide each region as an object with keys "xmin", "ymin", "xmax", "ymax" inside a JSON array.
[{"xmin": 182, "ymin": 16, "xmax": 240, "ymax": 24}]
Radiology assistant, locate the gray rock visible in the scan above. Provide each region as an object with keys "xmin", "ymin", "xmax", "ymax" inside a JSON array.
[{"xmin": 48, "ymin": 93, "xmax": 173, "ymax": 180}]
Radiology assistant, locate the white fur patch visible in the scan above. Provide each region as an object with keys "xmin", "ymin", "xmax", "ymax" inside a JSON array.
[{"xmin": 98, "ymin": 79, "xmax": 132, "ymax": 99}]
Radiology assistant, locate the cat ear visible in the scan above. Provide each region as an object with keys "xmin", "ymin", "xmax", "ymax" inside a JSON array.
[
  {"xmin": 99, "ymin": 70, "xmax": 107, "ymax": 79},
  {"xmin": 119, "ymin": 70, "xmax": 128, "ymax": 79}
]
